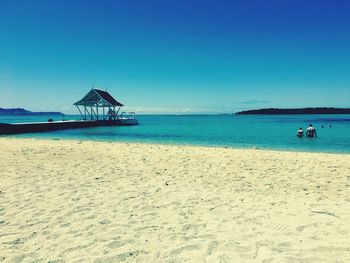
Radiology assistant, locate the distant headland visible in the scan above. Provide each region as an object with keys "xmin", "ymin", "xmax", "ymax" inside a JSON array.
[
  {"xmin": 0, "ymin": 108, "xmax": 63, "ymax": 116},
  {"xmin": 236, "ymin": 107, "xmax": 350, "ymax": 115}
]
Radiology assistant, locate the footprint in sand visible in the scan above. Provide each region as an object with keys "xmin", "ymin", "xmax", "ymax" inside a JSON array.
[
  {"xmin": 94, "ymin": 250, "xmax": 145, "ymax": 263},
  {"xmin": 206, "ymin": 240, "xmax": 219, "ymax": 256},
  {"xmin": 169, "ymin": 244, "xmax": 201, "ymax": 256},
  {"xmin": 107, "ymin": 240, "xmax": 126, "ymax": 249}
]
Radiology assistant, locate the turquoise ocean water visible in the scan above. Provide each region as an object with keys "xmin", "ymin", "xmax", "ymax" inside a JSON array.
[{"xmin": 1, "ymin": 114, "xmax": 350, "ymax": 153}]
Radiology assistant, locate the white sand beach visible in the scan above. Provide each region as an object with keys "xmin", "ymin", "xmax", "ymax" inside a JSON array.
[{"xmin": 1, "ymin": 137, "xmax": 350, "ymax": 262}]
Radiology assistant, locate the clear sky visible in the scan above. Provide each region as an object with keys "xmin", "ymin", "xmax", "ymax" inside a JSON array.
[{"xmin": 1, "ymin": 0, "xmax": 349, "ymax": 114}]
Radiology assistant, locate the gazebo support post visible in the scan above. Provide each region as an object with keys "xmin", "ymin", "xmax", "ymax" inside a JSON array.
[
  {"xmin": 91, "ymin": 107, "xmax": 98, "ymax": 120},
  {"xmin": 76, "ymin": 106, "xmax": 83, "ymax": 120},
  {"xmin": 116, "ymin": 106, "xmax": 121, "ymax": 120},
  {"xmin": 87, "ymin": 107, "xmax": 93, "ymax": 120}
]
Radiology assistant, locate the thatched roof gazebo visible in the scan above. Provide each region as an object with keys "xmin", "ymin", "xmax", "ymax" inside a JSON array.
[{"xmin": 74, "ymin": 88, "xmax": 124, "ymax": 121}]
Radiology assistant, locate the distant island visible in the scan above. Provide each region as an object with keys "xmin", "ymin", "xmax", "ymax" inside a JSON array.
[
  {"xmin": 236, "ymin": 107, "xmax": 350, "ymax": 115},
  {"xmin": 0, "ymin": 108, "xmax": 63, "ymax": 116}
]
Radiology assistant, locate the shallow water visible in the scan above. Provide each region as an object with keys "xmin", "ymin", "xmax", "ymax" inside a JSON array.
[{"xmin": 1, "ymin": 114, "xmax": 350, "ymax": 153}]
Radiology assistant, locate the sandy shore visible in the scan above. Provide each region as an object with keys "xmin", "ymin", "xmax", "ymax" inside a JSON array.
[{"xmin": 0, "ymin": 138, "xmax": 350, "ymax": 262}]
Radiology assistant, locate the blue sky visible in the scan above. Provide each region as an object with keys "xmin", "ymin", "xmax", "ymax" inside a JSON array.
[{"xmin": 0, "ymin": 0, "xmax": 349, "ymax": 114}]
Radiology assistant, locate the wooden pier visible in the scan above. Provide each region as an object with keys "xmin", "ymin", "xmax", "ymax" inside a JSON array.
[{"xmin": 0, "ymin": 119, "xmax": 138, "ymax": 135}]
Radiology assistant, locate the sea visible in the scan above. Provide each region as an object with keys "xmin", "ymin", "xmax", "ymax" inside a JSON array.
[{"xmin": 1, "ymin": 114, "xmax": 350, "ymax": 154}]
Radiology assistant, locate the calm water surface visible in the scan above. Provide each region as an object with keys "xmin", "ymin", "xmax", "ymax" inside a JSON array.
[{"xmin": 1, "ymin": 114, "xmax": 350, "ymax": 153}]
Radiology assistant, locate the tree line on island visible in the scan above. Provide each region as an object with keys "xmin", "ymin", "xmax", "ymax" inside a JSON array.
[
  {"xmin": 0, "ymin": 108, "xmax": 63, "ymax": 115},
  {"xmin": 235, "ymin": 107, "xmax": 350, "ymax": 115}
]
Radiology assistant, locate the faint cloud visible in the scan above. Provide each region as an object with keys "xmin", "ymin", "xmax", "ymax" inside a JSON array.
[
  {"xmin": 60, "ymin": 105, "xmax": 76, "ymax": 114},
  {"xmin": 230, "ymin": 100, "xmax": 272, "ymax": 114},
  {"xmin": 236, "ymin": 100, "xmax": 271, "ymax": 105}
]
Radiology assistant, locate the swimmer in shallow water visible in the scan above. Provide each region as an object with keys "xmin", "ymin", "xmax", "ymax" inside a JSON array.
[
  {"xmin": 296, "ymin": 127, "xmax": 304, "ymax": 138},
  {"xmin": 306, "ymin": 124, "xmax": 317, "ymax": 138}
]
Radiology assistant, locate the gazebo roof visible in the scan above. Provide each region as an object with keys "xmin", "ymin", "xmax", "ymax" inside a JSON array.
[{"xmin": 74, "ymin": 89, "xmax": 124, "ymax": 107}]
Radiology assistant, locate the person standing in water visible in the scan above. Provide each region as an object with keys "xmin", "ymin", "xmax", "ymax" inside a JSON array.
[
  {"xmin": 306, "ymin": 124, "xmax": 317, "ymax": 138},
  {"xmin": 296, "ymin": 127, "xmax": 304, "ymax": 138}
]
